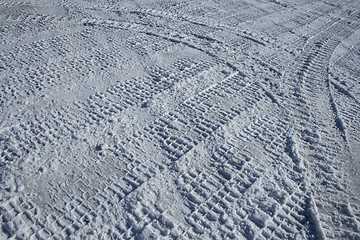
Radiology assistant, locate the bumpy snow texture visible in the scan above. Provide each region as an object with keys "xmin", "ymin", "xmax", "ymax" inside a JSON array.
[{"xmin": 0, "ymin": 0, "xmax": 360, "ymax": 239}]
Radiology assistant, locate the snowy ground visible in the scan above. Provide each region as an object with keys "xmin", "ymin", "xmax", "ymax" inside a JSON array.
[{"xmin": 0, "ymin": 0, "xmax": 360, "ymax": 239}]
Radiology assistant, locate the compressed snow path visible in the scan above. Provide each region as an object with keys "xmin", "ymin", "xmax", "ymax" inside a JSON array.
[{"xmin": 0, "ymin": 0, "xmax": 360, "ymax": 239}]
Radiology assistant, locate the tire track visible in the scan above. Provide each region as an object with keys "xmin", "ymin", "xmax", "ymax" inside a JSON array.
[
  {"xmin": 171, "ymin": 116, "xmax": 310, "ymax": 239},
  {"xmin": 0, "ymin": 29, "xmax": 95, "ymax": 80},
  {"xmin": 102, "ymin": 106, "xmax": 311, "ymax": 239},
  {"xmin": 1, "ymin": 1, "xmax": 360, "ymax": 239},
  {"xmin": 334, "ymin": 43, "xmax": 360, "ymax": 79},
  {"xmin": 269, "ymin": 2, "xmax": 346, "ymax": 39},
  {"xmin": 68, "ymin": 74, "xmax": 275, "ymax": 239},
  {"xmin": 80, "ymin": 10, "xmax": 293, "ymax": 84},
  {"xmin": 0, "ymin": 1, "xmax": 29, "ymax": 8},
  {"xmin": 0, "ymin": 6, "xmax": 319, "ymax": 238},
  {"xmin": 1, "ymin": 12, "xmax": 74, "ymax": 24},
  {"xmin": 0, "ymin": 22, "xmax": 182, "ymax": 114},
  {"xmin": 0, "ymin": 21, "xmax": 60, "ymax": 47},
  {"xmin": 124, "ymin": 34, "xmax": 178, "ymax": 57},
  {"xmin": 330, "ymin": 41, "xmax": 360, "ymax": 103},
  {"xmin": 0, "ymin": 56, "xmax": 216, "ymax": 165},
  {"xmin": 272, "ymin": 10, "xmax": 360, "ymax": 239},
  {"xmin": 128, "ymin": 8, "xmax": 269, "ymax": 48},
  {"xmin": 0, "ymin": 69, "xmax": 271, "ymax": 238},
  {"xmin": 223, "ymin": 8, "xmax": 360, "ymax": 238},
  {"xmin": 0, "ymin": 28, "xmax": 111, "ymax": 86},
  {"xmin": 330, "ymin": 82, "xmax": 360, "ymax": 145}
]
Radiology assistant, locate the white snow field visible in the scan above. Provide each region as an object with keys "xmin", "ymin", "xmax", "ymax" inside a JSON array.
[{"xmin": 0, "ymin": 0, "xmax": 360, "ymax": 239}]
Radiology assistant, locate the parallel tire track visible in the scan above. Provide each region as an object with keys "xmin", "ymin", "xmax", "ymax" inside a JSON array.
[
  {"xmin": 1, "ymin": 2, "xmax": 360, "ymax": 239},
  {"xmin": 0, "ymin": 69, "xmax": 272, "ymax": 238},
  {"xmin": 272, "ymin": 10, "xmax": 360, "ymax": 239},
  {"xmin": 0, "ymin": 56, "xmax": 216, "ymax": 165}
]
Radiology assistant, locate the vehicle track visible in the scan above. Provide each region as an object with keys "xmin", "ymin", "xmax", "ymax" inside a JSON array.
[
  {"xmin": 272, "ymin": 10, "xmax": 360, "ymax": 239},
  {"xmin": 0, "ymin": 67, "xmax": 273, "ymax": 238},
  {"xmin": 172, "ymin": 116, "xmax": 311, "ymax": 240},
  {"xmin": 1, "ymin": 1, "xmax": 359, "ymax": 239},
  {"xmin": 0, "ymin": 0, "xmax": 29, "ymax": 8},
  {"xmin": 0, "ymin": 27, "xmax": 181, "ymax": 127},
  {"xmin": 0, "ymin": 56, "xmax": 216, "ymax": 165}
]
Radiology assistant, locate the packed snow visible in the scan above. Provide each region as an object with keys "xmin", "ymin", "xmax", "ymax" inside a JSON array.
[{"xmin": 0, "ymin": 0, "xmax": 360, "ymax": 239}]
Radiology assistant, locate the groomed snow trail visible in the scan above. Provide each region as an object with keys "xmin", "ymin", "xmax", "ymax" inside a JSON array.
[{"xmin": 0, "ymin": 0, "xmax": 359, "ymax": 239}]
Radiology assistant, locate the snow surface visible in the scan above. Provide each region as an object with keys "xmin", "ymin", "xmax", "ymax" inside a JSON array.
[{"xmin": 0, "ymin": 0, "xmax": 360, "ymax": 239}]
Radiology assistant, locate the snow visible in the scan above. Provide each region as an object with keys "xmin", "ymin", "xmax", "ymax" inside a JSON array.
[{"xmin": 0, "ymin": 0, "xmax": 360, "ymax": 239}]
